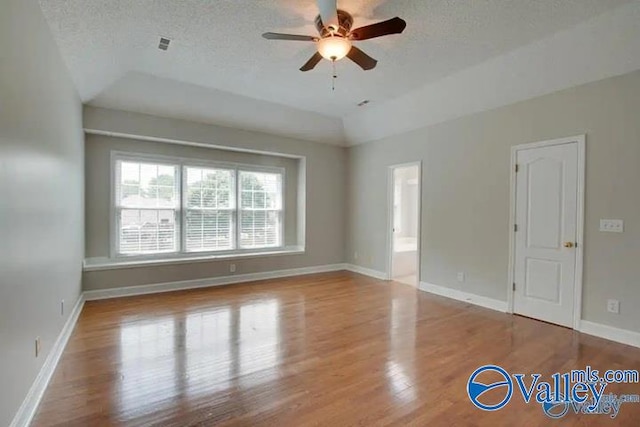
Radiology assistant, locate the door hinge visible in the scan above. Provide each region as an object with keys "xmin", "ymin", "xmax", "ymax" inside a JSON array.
[
  {"xmin": 513, "ymin": 282, "xmax": 516, "ymax": 291},
  {"xmin": 515, "ymin": 164, "xmax": 519, "ymax": 173},
  {"xmin": 514, "ymin": 224, "xmax": 518, "ymax": 232}
]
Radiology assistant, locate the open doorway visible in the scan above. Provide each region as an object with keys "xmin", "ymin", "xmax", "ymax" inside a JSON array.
[{"xmin": 388, "ymin": 162, "xmax": 421, "ymax": 287}]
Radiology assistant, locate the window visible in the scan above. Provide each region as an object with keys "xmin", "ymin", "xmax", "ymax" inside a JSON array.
[
  {"xmin": 239, "ymin": 171, "xmax": 283, "ymax": 249},
  {"xmin": 115, "ymin": 161, "xmax": 179, "ymax": 255},
  {"xmin": 185, "ymin": 167, "xmax": 234, "ymax": 252},
  {"xmin": 113, "ymin": 155, "xmax": 284, "ymax": 258}
]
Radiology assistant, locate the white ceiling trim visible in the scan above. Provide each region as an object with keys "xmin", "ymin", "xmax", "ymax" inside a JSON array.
[
  {"xmin": 88, "ymin": 72, "xmax": 346, "ymax": 146},
  {"xmin": 343, "ymin": 1, "xmax": 640, "ymax": 145},
  {"xmin": 83, "ymin": 106, "xmax": 341, "ymax": 158}
]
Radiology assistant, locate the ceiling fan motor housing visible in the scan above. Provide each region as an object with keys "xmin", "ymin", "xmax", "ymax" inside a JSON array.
[{"xmin": 315, "ymin": 10, "xmax": 354, "ymax": 38}]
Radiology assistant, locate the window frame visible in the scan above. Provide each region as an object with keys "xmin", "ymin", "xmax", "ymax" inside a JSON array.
[
  {"xmin": 110, "ymin": 151, "xmax": 286, "ymax": 262},
  {"xmin": 182, "ymin": 165, "xmax": 237, "ymax": 253},
  {"xmin": 237, "ymin": 169, "xmax": 284, "ymax": 250}
]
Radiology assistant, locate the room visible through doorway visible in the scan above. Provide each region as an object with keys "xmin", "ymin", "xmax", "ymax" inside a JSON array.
[{"xmin": 389, "ymin": 163, "xmax": 421, "ymax": 287}]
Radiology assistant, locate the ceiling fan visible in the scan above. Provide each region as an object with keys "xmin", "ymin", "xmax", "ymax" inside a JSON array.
[{"xmin": 262, "ymin": 0, "xmax": 407, "ymax": 72}]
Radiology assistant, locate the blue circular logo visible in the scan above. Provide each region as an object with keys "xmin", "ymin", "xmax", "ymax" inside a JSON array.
[
  {"xmin": 542, "ymin": 394, "xmax": 569, "ymax": 419},
  {"xmin": 467, "ymin": 365, "xmax": 513, "ymax": 411}
]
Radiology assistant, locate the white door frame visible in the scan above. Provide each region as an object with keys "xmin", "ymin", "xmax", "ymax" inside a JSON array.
[
  {"xmin": 386, "ymin": 161, "xmax": 422, "ymax": 283},
  {"xmin": 507, "ymin": 135, "xmax": 586, "ymax": 329}
]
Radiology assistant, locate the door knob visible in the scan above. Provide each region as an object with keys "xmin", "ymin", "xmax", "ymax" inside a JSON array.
[{"xmin": 564, "ymin": 242, "xmax": 575, "ymax": 248}]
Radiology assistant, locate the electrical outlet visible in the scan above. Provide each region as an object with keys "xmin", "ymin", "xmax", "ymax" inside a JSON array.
[
  {"xmin": 607, "ymin": 299, "xmax": 620, "ymax": 314},
  {"xmin": 35, "ymin": 337, "xmax": 41, "ymax": 358},
  {"xmin": 457, "ymin": 272, "xmax": 465, "ymax": 283},
  {"xmin": 229, "ymin": 264, "xmax": 236, "ymax": 273},
  {"xmin": 600, "ymin": 219, "xmax": 624, "ymax": 233},
  {"xmin": 61, "ymin": 299, "xmax": 64, "ymax": 316}
]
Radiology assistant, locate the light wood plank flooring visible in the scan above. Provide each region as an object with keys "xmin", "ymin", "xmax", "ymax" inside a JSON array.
[{"xmin": 32, "ymin": 272, "xmax": 640, "ymax": 426}]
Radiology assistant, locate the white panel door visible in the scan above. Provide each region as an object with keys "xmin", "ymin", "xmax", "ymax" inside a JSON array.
[{"xmin": 514, "ymin": 142, "xmax": 579, "ymax": 327}]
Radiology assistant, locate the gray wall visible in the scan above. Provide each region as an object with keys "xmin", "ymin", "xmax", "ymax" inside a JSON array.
[
  {"xmin": 0, "ymin": 0, "xmax": 84, "ymax": 425},
  {"xmin": 83, "ymin": 107, "xmax": 346, "ymax": 291},
  {"xmin": 347, "ymin": 70, "xmax": 640, "ymax": 333},
  {"xmin": 85, "ymin": 134, "xmax": 301, "ymax": 257}
]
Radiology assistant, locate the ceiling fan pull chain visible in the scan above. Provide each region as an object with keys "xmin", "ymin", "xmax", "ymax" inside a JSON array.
[{"xmin": 332, "ymin": 59, "xmax": 337, "ymax": 91}]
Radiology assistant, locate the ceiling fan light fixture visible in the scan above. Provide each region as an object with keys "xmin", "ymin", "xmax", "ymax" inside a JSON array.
[
  {"xmin": 263, "ymin": 2, "xmax": 407, "ymax": 72},
  {"xmin": 317, "ymin": 35, "xmax": 352, "ymax": 61}
]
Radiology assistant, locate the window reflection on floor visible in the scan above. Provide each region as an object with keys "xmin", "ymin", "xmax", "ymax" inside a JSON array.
[
  {"xmin": 386, "ymin": 360, "xmax": 417, "ymax": 402},
  {"xmin": 118, "ymin": 317, "xmax": 177, "ymax": 418},
  {"xmin": 239, "ymin": 300, "xmax": 281, "ymax": 388},
  {"xmin": 387, "ymin": 296, "xmax": 418, "ymax": 403},
  {"xmin": 185, "ymin": 308, "xmax": 232, "ymax": 397},
  {"xmin": 116, "ymin": 300, "xmax": 280, "ymax": 419}
]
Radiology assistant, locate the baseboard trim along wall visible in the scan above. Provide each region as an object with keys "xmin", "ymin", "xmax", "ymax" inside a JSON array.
[
  {"xmin": 84, "ymin": 263, "xmax": 388, "ymax": 301},
  {"xmin": 343, "ymin": 264, "xmax": 389, "ymax": 280},
  {"xmin": 9, "ymin": 295, "xmax": 85, "ymax": 427},
  {"xmin": 579, "ymin": 320, "xmax": 640, "ymax": 349},
  {"xmin": 419, "ymin": 281, "xmax": 640, "ymax": 349},
  {"xmin": 84, "ymin": 264, "xmax": 349, "ymax": 300},
  {"xmin": 11, "ymin": 266, "xmax": 640, "ymax": 427},
  {"xmin": 419, "ymin": 281, "xmax": 509, "ymax": 312}
]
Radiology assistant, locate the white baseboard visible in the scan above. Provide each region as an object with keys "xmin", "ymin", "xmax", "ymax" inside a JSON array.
[
  {"xmin": 344, "ymin": 264, "xmax": 389, "ymax": 280},
  {"xmin": 84, "ymin": 263, "xmax": 348, "ymax": 300},
  {"xmin": 419, "ymin": 281, "xmax": 509, "ymax": 313},
  {"xmin": 579, "ymin": 321, "xmax": 640, "ymax": 348},
  {"xmin": 419, "ymin": 282, "xmax": 640, "ymax": 349},
  {"xmin": 11, "ymin": 269, "xmax": 638, "ymax": 427},
  {"xmin": 11, "ymin": 265, "xmax": 347, "ymax": 426},
  {"xmin": 9, "ymin": 294, "xmax": 85, "ymax": 427}
]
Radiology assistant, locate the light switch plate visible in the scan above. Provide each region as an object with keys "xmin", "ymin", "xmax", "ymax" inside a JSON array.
[{"xmin": 600, "ymin": 219, "xmax": 623, "ymax": 233}]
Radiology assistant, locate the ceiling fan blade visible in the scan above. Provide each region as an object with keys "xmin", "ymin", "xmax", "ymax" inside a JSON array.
[
  {"xmin": 349, "ymin": 17, "xmax": 407, "ymax": 41},
  {"xmin": 347, "ymin": 46, "xmax": 378, "ymax": 70},
  {"xmin": 300, "ymin": 52, "xmax": 324, "ymax": 72},
  {"xmin": 262, "ymin": 32, "xmax": 317, "ymax": 42},
  {"xmin": 317, "ymin": 0, "xmax": 339, "ymax": 30}
]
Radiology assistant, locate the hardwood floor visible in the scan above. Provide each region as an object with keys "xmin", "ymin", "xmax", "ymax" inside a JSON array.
[{"xmin": 33, "ymin": 272, "xmax": 640, "ymax": 426}]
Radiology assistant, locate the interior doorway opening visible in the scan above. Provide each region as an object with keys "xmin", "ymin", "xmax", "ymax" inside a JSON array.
[{"xmin": 388, "ymin": 163, "xmax": 421, "ymax": 287}]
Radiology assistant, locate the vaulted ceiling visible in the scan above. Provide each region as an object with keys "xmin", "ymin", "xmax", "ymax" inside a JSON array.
[{"xmin": 40, "ymin": 0, "xmax": 639, "ymax": 145}]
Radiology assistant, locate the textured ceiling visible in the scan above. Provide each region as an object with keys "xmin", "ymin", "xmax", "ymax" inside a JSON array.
[{"xmin": 40, "ymin": 0, "xmax": 634, "ymax": 143}]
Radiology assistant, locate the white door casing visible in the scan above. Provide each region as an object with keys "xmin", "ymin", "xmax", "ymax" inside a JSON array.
[{"xmin": 509, "ymin": 136, "xmax": 585, "ymax": 328}]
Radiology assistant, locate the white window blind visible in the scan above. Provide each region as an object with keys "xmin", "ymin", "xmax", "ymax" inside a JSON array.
[
  {"xmin": 185, "ymin": 167, "xmax": 234, "ymax": 252},
  {"xmin": 113, "ymin": 154, "xmax": 285, "ymax": 258},
  {"xmin": 115, "ymin": 161, "xmax": 179, "ymax": 255},
  {"xmin": 239, "ymin": 171, "xmax": 282, "ymax": 249}
]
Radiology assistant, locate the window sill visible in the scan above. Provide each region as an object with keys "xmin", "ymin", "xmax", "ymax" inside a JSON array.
[{"xmin": 83, "ymin": 247, "xmax": 305, "ymax": 272}]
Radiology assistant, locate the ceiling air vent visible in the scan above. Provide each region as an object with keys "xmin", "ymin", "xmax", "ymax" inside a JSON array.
[{"xmin": 158, "ymin": 37, "xmax": 171, "ymax": 51}]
